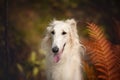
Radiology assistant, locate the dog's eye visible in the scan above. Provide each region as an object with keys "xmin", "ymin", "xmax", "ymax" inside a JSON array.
[
  {"xmin": 51, "ymin": 31, "xmax": 55, "ymax": 35},
  {"xmin": 62, "ymin": 31, "xmax": 67, "ymax": 35}
]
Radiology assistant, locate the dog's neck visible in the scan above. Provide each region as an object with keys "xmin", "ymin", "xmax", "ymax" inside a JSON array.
[{"xmin": 48, "ymin": 42, "xmax": 82, "ymax": 80}]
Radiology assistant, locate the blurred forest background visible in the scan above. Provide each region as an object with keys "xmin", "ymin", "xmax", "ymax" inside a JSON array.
[{"xmin": 0, "ymin": 0, "xmax": 120, "ymax": 80}]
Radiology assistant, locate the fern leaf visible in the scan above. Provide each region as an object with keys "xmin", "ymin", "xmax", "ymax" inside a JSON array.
[{"xmin": 83, "ymin": 22, "xmax": 120, "ymax": 80}]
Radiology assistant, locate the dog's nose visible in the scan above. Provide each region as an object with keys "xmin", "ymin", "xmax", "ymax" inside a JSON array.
[{"xmin": 52, "ymin": 46, "xmax": 59, "ymax": 53}]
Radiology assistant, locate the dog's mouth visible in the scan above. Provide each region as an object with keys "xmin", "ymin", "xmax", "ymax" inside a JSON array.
[{"xmin": 53, "ymin": 43, "xmax": 66, "ymax": 63}]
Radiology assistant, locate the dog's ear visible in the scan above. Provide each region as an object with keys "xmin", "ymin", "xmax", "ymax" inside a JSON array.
[
  {"xmin": 47, "ymin": 26, "xmax": 51, "ymax": 32},
  {"xmin": 66, "ymin": 19, "xmax": 77, "ymax": 34},
  {"xmin": 47, "ymin": 20, "xmax": 54, "ymax": 32},
  {"xmin": 66, "ymin": 19, "xmax": 76, "ymax": 27},
  {"xmin": 66, "ymin": 19, "xmax": 79, "ymax": 45}
]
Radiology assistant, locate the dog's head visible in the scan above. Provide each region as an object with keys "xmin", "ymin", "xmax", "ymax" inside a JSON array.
[{"xmin": 45, "ymin": 19, "xmax": 78, "ymax": 63}]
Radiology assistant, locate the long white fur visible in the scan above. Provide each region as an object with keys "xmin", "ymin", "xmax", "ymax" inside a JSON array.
[{"xmin": 41, "ymin": 19, "xmax": 84, "ymax": 80}]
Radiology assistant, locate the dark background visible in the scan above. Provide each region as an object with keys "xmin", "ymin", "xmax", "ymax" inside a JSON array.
[{"xmin": 0, "ymin": 0, "xmax": 120, "ymax": 80}]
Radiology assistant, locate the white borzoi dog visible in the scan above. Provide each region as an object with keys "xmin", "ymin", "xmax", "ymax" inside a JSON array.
[{"xmin": 41, "ymin": 19, "xmax": 84, "ymax": 80}]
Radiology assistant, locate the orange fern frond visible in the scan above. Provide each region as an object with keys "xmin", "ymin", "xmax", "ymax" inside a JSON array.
[
  {"xmin": 82, "ymin": 60, "xmax": 97, "ymax": 80},
  {"xmin": 83, "ymin": 22, "xmax": 120, "ymax": 80}
]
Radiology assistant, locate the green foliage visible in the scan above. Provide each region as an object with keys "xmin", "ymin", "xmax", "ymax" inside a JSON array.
[
  {"xmin": 1, "ymin": 0, "xmax": 119, "ymax": 80},
  {"xmin": 16, "ymin": 50, "xmax": 45, "ymax": 80}
]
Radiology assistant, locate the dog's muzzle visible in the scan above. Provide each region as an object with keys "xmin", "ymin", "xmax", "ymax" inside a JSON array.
[
  {"xmin": 52, "ymin": 43, "xmax": 66, "ymax": 63},
  {"xmin": 52, "ymin": 46, "xmax": 59, "ymax": 54},
  {"xmin": 52, "ymin": 43, "xmax": 66, "ymax": 54}
]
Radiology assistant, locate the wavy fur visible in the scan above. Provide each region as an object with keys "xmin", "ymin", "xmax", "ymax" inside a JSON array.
[{"xmin": 41, "ymin": 19, "xmax": 84, "ymax": 80}]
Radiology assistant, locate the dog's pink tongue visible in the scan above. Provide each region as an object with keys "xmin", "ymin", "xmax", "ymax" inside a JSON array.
[{"xmin": 54, "ymin": 55, "xmax": 60, "ymax": 63}]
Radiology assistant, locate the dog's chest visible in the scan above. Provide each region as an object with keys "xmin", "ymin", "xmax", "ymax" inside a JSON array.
[{"xmin": 51, "ymin": 59, "xmax": 77, "ymax": 80}]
